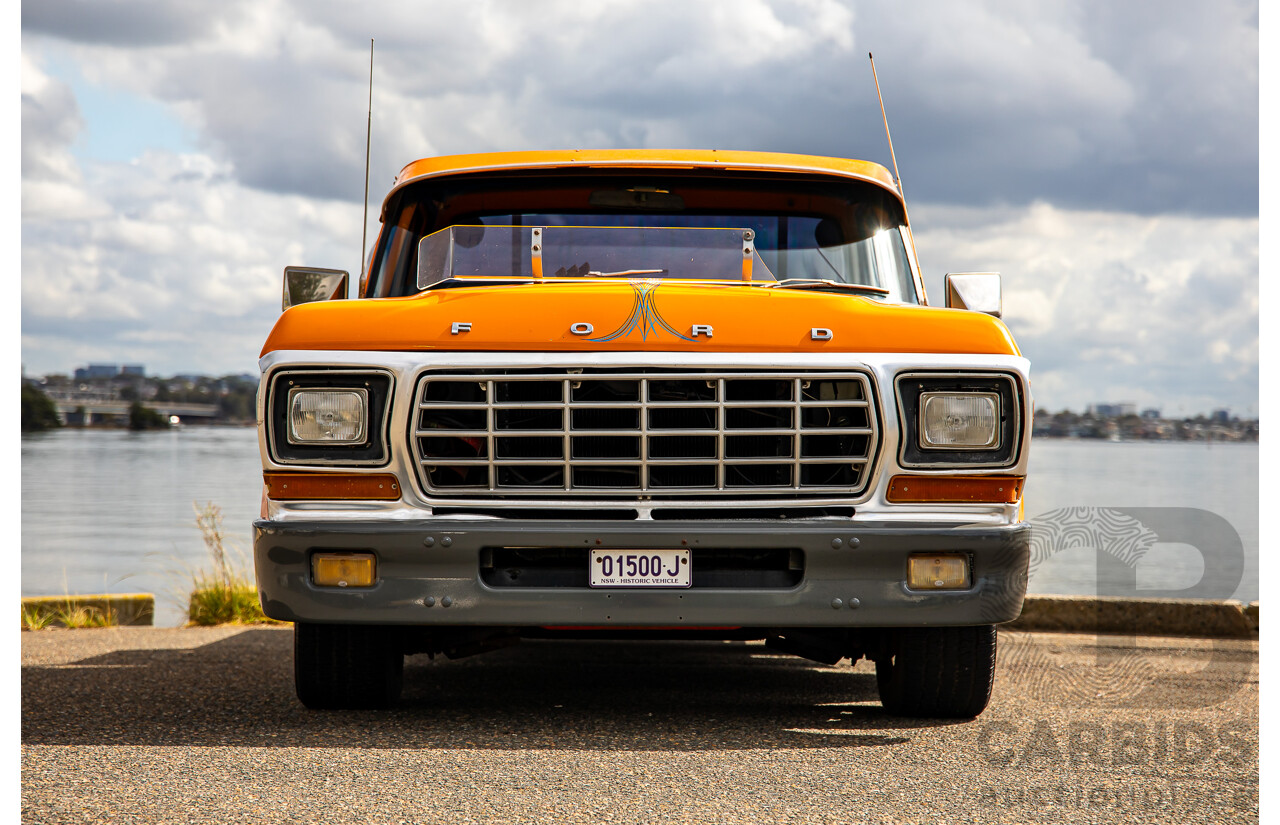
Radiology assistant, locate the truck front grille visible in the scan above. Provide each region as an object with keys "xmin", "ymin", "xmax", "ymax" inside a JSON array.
[{"xmin": 411, "ymin": 369, "xmax": 878, "ymax": 497}]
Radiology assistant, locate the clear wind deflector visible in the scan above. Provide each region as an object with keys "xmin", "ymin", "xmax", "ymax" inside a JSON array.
[{"xmin": 417, "ymin": 226, "xmax": 769, "ymax": 289}]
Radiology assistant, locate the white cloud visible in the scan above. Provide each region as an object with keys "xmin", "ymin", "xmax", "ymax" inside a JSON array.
[
  {"xmin": 18, "ymin": 0, "xmax": 1259, "ymax": 414},
  {"xmin": 20, "ymin": 53, "xmax": 83, "ymax": 183},
  {"xmin": 22, "ymin": 0, "xmax": 1256, "ymax": 214},
  {"xmin": 21, "ymin": 139, "xmax": 362, "ymax": 375},
  {"xmin": 912, "ymin": 202, "xmax": 1258, "ymax": 414}
]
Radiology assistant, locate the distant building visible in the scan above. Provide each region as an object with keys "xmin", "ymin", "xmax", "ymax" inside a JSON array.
[
  {"xmin": 74, "ymin": 364, "xmax": 120, "ymax": 381},
  {"xmin": 1141, "ymin": 408, "xmax": 1161, "ymax": 419},
  {"xmin": 1087, "ymin": 402, "xmax": 1137, "ymax": 417},
  {"xmin": 121, "ymin": 365, "xmax": 146, "ymax": 377},
  {"xmin": 1212, "ymin": 409, "xmax": 1231, "ymax": 423}
]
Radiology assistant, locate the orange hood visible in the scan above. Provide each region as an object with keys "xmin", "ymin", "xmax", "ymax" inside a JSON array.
[{"xmin": 261, "ymin": 281, "xmax": 1020, "ymax": 357}]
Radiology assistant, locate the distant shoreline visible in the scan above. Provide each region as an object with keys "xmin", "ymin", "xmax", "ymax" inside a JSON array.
[
  {"xmin": 22, "ymin": 421, "xmax": 256, "ymax": 432},
  {"xmin": 1031, "ymin": 435, "xmax": 1257, "ymax": 445}
]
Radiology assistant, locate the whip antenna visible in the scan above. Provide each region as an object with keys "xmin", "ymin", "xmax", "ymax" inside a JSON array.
[
  {"xmin": 868, "ymin": 52, "xmax": 904, "ymax": 200},
  {"xmin": 360, "ymin": 38, "xmax": 375, "ymax": 290}
]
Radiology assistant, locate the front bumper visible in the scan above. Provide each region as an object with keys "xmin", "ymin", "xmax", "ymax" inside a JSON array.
[{"xmin": 254, "ymin": 518, "xmax": 1029, "ymax": 628}]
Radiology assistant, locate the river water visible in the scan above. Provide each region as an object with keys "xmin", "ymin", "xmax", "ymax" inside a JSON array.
[{"xmin": 21, "ymin": 427, "xmax": 1259, "ymax": 626}]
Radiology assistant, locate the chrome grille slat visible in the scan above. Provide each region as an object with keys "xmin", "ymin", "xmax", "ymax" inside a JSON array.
[
  {"xmin": 715, "ymin": 378, "xmax": 726, "ymax": 491},
  {"xmin": 639, "ymin": 378, "xmax": 650, "ymax": 491},
  {"xmin": 561, "ymin": 379, "xmax": 572, "ymax": 491},
  {"xmin": 413, "ymin": 370, "xmax": 879, "ymax": 497},
  {"xmin": 486, "ymin": 380, "xmax": 496, "ymax": 492},
  {"xmin": 792, "ymin": 378, "xmax": 802, "ymax": 490}
]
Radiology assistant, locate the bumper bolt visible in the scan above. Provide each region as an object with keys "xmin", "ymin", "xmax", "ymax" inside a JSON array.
[
  {"xmin": 441, "ymin": 596, "xmax": 453, "ymax": 607},
  {"xmin": 424, "ymin": 596, "xmax": 436, "ymax": 607},
  {"xmin": 831, "ymin": 538, "xmax": 843, "ymax": 548},
  {"xmin": 423, "ymin": 536, "xmax": 435, "ymax": 547},
  {"xmin": 830, "ymin": 598, "xmax": 844, "ymax": 609},
  {"xmin": 848, "ymin": 598, "xmax": 861, "ymax": 609},
  {"xmin": 441, "ymin": 536, "xmax": 453, "ymax": 547},
  {"xmin": 848, "ymin": 537, "xmax": 860, "ymax": 548}
]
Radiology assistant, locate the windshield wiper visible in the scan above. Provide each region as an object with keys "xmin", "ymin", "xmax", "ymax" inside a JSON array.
[
  {"xmin": 584, "ymin": 268, "xmax": 667, "ymax": 278},
  {"xmin": 765, "ymin": 279, "xmax": 891, "ymax": 295}
]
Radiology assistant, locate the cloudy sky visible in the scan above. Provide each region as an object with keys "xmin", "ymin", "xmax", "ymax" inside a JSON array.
[{"xmin": 19, "ymin": 0, "xmax": 1258, "ymax": 416}]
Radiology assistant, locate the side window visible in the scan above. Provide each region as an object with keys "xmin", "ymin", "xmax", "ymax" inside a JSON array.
[{"xmin": 366, "ymin": 202, "xmax": 426, "ymax": 298}]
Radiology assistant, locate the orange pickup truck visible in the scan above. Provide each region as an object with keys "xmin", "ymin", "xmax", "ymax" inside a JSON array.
[{"xmin": 255, "ymin": 149, "xmax": 1031, "ymax": 717}]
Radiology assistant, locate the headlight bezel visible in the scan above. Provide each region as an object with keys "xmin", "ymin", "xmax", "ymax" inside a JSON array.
[
  {"xmin": 895, "ymin": 371, "xmax": 1022, "ymax": 469},
  {"xmin": 267, "ymin": 369, "xmax": 394, "ymax": 466}
]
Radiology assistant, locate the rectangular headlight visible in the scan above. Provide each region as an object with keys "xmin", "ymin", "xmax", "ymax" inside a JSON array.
[
  {"xmin": 288, "ymin": 388, "xmax": 368, "ymax": 444},
  {"xmin": 919, "ymin": 392, "xmax": 999, "ymax": 449}
]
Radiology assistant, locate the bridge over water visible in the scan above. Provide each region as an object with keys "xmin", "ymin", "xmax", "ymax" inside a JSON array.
[{"xmin": 46, "ymin": 396, "xmax": 220, "ymax": 425}]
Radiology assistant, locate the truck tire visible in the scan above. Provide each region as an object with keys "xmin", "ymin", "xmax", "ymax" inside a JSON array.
[
  {"xmin": 874, "ymin": 625, "xmax": 996, "ymax": 718},
  {"xmin": 294, "ymin": 622, "xmax": 404, "ymax": 709}
]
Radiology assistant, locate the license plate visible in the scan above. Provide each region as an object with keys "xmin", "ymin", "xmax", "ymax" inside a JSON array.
[{"xmin": 590, "ymin": 549, "xmax": 691, "ymax": 588}]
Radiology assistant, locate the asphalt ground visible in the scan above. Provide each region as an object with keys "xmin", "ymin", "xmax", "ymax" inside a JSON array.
[{"xmin": 22, "ymin": 626, "xmax": 1257, "ymax": 824}]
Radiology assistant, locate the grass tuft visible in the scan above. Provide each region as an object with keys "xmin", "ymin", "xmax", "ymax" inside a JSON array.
[
  {"xmin": 21, "ymin": 599, "xmax": 117, "ymax": 630},
  {"xmin": 187, "ymin": 580, "xmax": 266, "ymax": 626},
  {"xmin": 186, "ymin": 501, "xmax": 280, "ymax": 626},
  {"xmin": 55, "ymin": 604, "xmax": 115, "ymax": 628},
  {"xmin": 21, "ymin": 607, "xmax": 54, "ymax": 631}
]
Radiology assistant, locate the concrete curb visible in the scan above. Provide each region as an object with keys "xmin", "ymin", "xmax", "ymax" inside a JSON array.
[
  {"xmin": 18, "ymin": 593, "xmax": 1259, "ymax": 638},
  {"xmin": 21, "ymin": 594, "xmax": 155, "ymax": 627},
  {"xmin": 1009, "ymin": 595, "xmax": 1258, "ymax": 638}
]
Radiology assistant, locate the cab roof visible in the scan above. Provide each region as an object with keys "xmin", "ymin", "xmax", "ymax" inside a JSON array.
[{"xmin": 387, "ymin": 149, "xmax": 901, "ymax": 215}]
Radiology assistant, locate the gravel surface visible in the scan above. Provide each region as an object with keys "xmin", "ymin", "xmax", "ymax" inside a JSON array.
[{"xmin": 22, "ymin": 626, "xmax": 1257, "ymax": 824}]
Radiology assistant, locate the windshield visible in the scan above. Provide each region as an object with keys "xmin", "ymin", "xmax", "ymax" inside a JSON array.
[{"xmin": 416, "ymin": 218, "xmax": 918, "ymax": 302}]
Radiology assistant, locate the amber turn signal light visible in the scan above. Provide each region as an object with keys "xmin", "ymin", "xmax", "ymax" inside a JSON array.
[
  {"xmin": 907, "ymin": 554, "xmax": 970, "ymax": 590},
  {"xmin": 886, "ymin": 474, "xmax": 1023, "ymax": 504},
  {"xmin": 264, "ymin": 472, "xmax": 401, "ymax": 501},
  {"xmin": 312, "ymin": 553, "xmax": 377, "ymax": 587}
]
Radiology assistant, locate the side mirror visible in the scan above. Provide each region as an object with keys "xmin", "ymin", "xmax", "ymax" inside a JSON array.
[
  {"xmin": 282, "ymin": 266, "xmax": 349, "ymax": 311},
  {"xmin": 944, "ymin": 272, "xmax": 1002, "ymax": 318}
]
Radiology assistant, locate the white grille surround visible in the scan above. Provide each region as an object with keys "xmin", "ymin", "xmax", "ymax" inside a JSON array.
[{"xmin": 410, "ymin": 368, "xmax": 881, "ymax": 498}]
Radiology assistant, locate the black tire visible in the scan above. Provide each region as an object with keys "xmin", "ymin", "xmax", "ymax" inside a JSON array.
[
  {"xmin": 874, "ymin": 625, "xmax": 996, "ymax": 719},
  {"xmin": 294, "ymin": 622, "xmax": 404, "ymax": 709}
]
